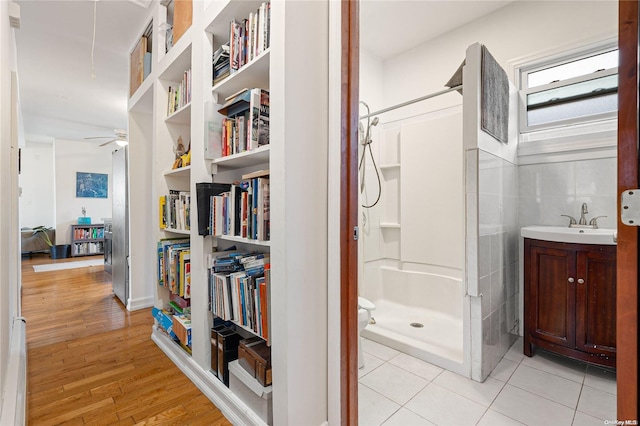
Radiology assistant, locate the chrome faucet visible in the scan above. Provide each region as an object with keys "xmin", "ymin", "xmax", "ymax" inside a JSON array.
[
  {"xmin": 579, "ymin": 203, "xmax": 588, "ymax": 225},
  {"xmin": 561, "ymin": 203, "xmax": 607, "ymax": 229}
]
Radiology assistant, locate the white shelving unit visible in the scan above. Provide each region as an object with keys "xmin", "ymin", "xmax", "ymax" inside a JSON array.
[{"xmin": 126, "ymin": 1, "xmax": 332, "ymax": 424}]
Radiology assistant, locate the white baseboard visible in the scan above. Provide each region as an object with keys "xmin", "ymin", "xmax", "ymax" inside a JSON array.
[
  {"xmin": 150, "ymin": 326, "xmax": 267, "ymax": 426},
  {"xmin": 127, "ymin": 296, "xmax": 154, "ymax": 311},
  {"xmin": 0, "ymin": 317, "xmax": 27, "ymax": 426}
]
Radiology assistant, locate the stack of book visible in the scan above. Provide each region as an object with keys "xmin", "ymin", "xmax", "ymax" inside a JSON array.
[
  {"xmin": 209, "ymin": 170, "xmax": 269, "ymax": 241},
  {"xmin": 157, "ymin": 238, "xmax": 191, "ymax": 298},
  {"xmin": 167, "ymin": 68, "xmax": 192, "ymax": 115},
  {"xmin": 213, "ymin": 42, "xmax": 230, "ymax": 85},
  {"xmin": 218, "ymin": 88, "xmax": 269, "ymax": 157},
  {"xmin": 228, "ymin": 1, "xmax": 271, "ymax": 77},
  {"xmin": 73, "ymin": 241, "xmax": 104, "ymax": 255},
  {"xmin": 159, "ymin": 190, "xmax": 191, "ymax": 231},
  {"xmin": 208, "ymin": 251, "xmax": 271, "ymax": 341}
]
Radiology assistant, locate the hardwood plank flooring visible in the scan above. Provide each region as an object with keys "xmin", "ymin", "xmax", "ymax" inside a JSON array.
[{"xmin": 22, "ymin": 254, "xmax": 232, "ymax": 425}]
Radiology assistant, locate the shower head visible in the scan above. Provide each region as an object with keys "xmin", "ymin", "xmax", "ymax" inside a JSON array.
[{"xmin": 371, "ymin": 117, "xmax": 379, "ymax": 127}]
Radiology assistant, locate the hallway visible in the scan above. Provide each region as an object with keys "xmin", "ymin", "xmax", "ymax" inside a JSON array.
[{"xmin": 22, "ymin": 254, "xmax": 231, "ymax": 425}]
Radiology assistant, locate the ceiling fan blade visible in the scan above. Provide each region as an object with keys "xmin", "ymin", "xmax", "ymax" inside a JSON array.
[
  {"xmin": 84, "ymin": 136, "xmax": 113, "ymax": 140},
  {"xmin": 99, "ymin": 138, "xmax": 116, "ymax": 147}
]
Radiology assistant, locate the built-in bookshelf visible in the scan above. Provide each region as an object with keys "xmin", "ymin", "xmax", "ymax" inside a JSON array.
[
  {"xmin": 70, "ymin": 224, "xmax": 105, "ymax": 257},
  {"xmin": 205, "ymin": 2, "xmax": 272, "ymax": 416},
  {"xmin": 127, "ymin": 1, "xmax": 330, "ymax": 424}
]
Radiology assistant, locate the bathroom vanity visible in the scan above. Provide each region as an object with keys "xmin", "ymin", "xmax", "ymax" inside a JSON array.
[{"xmin": 522, "ymin": 227, "xmax": 616, "ymax": 368}]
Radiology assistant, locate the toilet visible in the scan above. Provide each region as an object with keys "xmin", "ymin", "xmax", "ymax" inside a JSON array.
[{"xmin": 358, "ymin": 297, "xmax": 376, "ymax": 369}]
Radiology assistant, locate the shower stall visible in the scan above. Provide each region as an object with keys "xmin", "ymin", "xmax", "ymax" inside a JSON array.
[{"xmin": 359, "ymin": 43, "xmax": 520, "ymax": 381}]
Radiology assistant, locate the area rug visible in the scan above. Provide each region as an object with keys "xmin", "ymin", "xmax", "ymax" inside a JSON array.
[{"xmin": 33, "ymin": 258, "xmax": 104, "ymax": 273}]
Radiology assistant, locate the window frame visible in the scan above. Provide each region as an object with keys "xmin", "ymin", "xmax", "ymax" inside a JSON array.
[{"xmin": 518, "ymin": 45, "xmax": 619, "ymax": 134}]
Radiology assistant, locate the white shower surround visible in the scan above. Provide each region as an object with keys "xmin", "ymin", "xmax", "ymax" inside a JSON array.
[{"xmin": 360, "ymin": 43, "xmax": 519, "ymax": 381}]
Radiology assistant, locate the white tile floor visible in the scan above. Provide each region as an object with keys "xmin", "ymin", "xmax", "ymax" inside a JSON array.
[{"xmin": 359, "ymin": 338, "xmax": 617, "ymax": 426}]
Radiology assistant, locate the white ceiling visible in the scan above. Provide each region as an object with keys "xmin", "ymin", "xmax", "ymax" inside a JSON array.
[
  {"xmin": 360, "ymin": 0, "xmax": 513, "ymax": 60},
  {"xmin": 14, "ymin": 0, "xmax": 511, "ymax": 143},
  {"xmin": 15, "ymin": 0, "xmax": 149, "ymax": 143}
]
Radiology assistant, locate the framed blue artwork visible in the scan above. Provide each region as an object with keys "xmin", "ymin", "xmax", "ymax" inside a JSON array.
[{"xmin": 76, "ymin": 172, "xmax": 108, "ymax": 198}]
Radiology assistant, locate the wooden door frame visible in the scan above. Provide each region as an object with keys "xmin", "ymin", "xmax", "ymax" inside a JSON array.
[
  {"xmin": 617, "ymin": 0, "xmax": 638, "ymax": 419},
  {"xmin": 341, "ymin": 0, "xmax": 359, "ymax": 424}
]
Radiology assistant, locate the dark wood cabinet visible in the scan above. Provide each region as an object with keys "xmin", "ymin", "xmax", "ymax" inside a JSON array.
[{"xmin": 524, "ymin": 238, "xmax": 616, "ymax": 368}]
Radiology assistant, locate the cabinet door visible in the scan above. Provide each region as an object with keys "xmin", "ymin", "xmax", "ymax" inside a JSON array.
[
  {"xmin": 575, "ymin": 247, "xmax": 616, "ymax": 359},
  {"xmin": 526, "ymin": 242, "xmax": 576, "ymax": 349}
]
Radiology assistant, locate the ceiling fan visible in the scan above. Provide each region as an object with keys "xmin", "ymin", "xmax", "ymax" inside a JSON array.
[{"xmin": 84, "ymin": 129, "xmax": 128, "ymax": 147}]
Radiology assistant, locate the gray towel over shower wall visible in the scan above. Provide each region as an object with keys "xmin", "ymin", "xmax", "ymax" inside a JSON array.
[
  {"xmin": 445, "ymin": 44, "xmax": 510, "ymax": 144},
  {"xmin": 480, "ymin": 45, "xmax": 509, "ymax": 144}
]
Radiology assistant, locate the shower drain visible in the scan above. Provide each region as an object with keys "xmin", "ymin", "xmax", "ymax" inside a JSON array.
[{"xmin": 409, "ymin": 322, "xmax": 424, "ymax": 328}]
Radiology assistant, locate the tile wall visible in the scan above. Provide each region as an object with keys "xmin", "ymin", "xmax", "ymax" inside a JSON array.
[
  {"xmin": 518, "ymin": 157, "xmax": 617, "ymax": 230},
  {"xmin": 468, "ymin": 149, "xmax": 519, "ymax": 381}
]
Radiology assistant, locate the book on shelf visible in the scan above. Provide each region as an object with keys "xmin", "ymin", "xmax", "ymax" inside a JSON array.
[
  {"xmin": 217, "ymin": 328, "xmax": 242, "ymax": 386},
  {"xmin": 229, "ymin": 20, "xmax": 243, "ymax": 75},
  {"xmin": 157, "ymin": 238, "xmax": 189, "ymax": 289},
  {"xmin": 212, "ymin": 42, "xmax": 230, "ymax": 85},
  {"xmin": 179, "ymin": 250, "xmax": 191, "ymax": 298},
  {"xmin": 208, "ymin": 251, "xmax": 270, "ymax": 340},
  {"xmin": 249, "ymin": 88, "xmax": 269, "ymax": 148},
  {"xmin": 206, "ymin": 178, "xmax": 269, "ymax": 241},
  {"xmin": 217, "ymin": 88, "xmax": 270, "ymax": 157},
  {"xmin": 168, "ymin": 245, "xmax": 190, "ymax": 295},
  {"xmin": 167, "ymin": 69, "xmax": 192, "ymax": 116},
  {"xmin": 223, "ymin": 2, "xmax": 271, "ymax": 81},
  {"xmin": 159, "ymin": 196, "xmax": 167, "ymax": 229},
  {"xmin": 160, "ymin": 190, "xmax": 191, "ymax": 231},
  {"xmin": 211, "ymin": 319, "xmax": 232, "ymax": 378}
]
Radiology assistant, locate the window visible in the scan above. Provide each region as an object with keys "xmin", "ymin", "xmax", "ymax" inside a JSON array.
[{"xmin": 520, "ymin": 47, "xmax": 618, "ymax": 132}]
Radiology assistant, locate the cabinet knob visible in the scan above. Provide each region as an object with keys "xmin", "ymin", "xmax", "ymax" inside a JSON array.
[
  {"xmin": 568, "ymin": 277, "xmax": 575, "ymax": 283},
  {"xmin": 578, "ymin": 278, "xmax": 585, "ymax": 284}
]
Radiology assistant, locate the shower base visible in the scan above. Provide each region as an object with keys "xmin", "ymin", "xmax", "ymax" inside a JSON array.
[{"xmin": 361, "ymin": 300, "xmax": 465, "ymax": 375}]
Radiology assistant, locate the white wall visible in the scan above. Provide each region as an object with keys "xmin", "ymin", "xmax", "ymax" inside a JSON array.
[
  {"xmin": 19, "ymin": 141, "xmax": 54, "ymax": 228},
  {"xmin": 54, "ymin": 139, "xmax": 112, "ymax": 245},
  {"xmin": 0, "ymin": 0, "xmax": 21, "ymax": 415},
  {"xmin": 270, "ymin": 1, "xmax": 329, "ymax": 424}
]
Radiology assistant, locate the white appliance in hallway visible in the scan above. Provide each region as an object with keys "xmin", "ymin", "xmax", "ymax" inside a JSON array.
[{"xmin": 112, "ymin": 146, "xmax": 129, "ymax": 306}]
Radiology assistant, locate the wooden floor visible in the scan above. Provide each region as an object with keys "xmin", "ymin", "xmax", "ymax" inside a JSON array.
[{"xmin": 22, "ymin": 254, "xmax": 232, "ymax": 425}]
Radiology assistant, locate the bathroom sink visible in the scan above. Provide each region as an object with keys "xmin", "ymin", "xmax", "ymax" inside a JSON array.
[{"xmin": 521, "ymin": 225, "xmax": 617, "ymax": 245}]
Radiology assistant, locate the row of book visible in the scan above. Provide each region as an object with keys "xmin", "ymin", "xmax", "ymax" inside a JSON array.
[
  {"xmin": 230, "ymin": 2, "xmax": 271, "ymax": 77},
  {"xmin": 208, "ymin": 250, "xmax": 271, "ymax": 341},
  {"xmin": 209, "ymin": 174, "xmax": 270, "ymax": 241},
  {"xmin": 73, "ymin": 227, "xmax": 104, "ymax": 240},
  {"xmin": 72, "ymin": 241, "xmax": 104, "ymax": 255},
  {"xmin": 157, "ymin": 238, "xmax": 191, "ymax": 298},
  {"xmin": 159, "ymin": 190, "xmax": 191, "ymax": 231},
  {"xmin": 218, "ymin": 88, "xmax": 269, "ymax": 157},
  {"xmin": 167, "ymin": 68, "xmax": 192, "ymax": 116}
]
